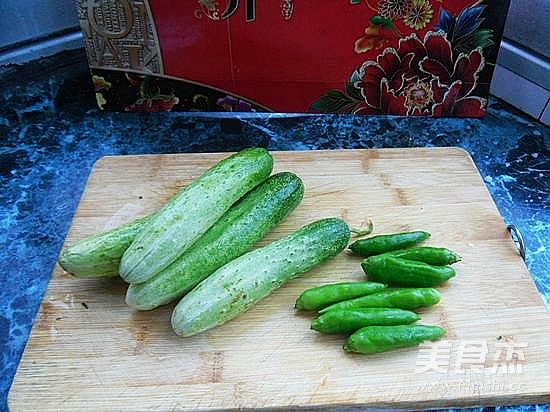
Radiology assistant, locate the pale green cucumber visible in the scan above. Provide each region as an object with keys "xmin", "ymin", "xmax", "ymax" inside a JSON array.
[
  {"xmin": 126, "ymin": 172, "xmax": 304, "ymax": 310},
  {"xmin": 171, "ymin": 218, "xmax": 351, "ymax": 337},
  {"xmin": 58, "ymin": 215, "xmax": 152, "ymax": 278},
  {"xmin": 120, "ymin": 148, "xmax": 273, "ymax": 284}
]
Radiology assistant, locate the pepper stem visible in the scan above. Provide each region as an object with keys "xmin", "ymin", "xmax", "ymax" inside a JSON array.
[{"xmin": 350, "ymin": 220, "xmax": 374, "ymax": 238}]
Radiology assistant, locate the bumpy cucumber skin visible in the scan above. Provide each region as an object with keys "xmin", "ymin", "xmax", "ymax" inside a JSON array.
[
  {"xmin": 58, "ymin": 215, "xmax": 151, "ymax": 278},
  {"xmin": 171, "ymin": 218, "xmax": 351, "ymax": 337},
  {"xmin": 120, "ymin": 148, "xmax": 273, "ymax": 284},
  {"xmin": 126, "ymin": 172, "xmax": 304, "ymax": 310}
]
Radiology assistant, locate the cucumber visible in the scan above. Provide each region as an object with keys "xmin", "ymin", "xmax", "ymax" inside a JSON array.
[
  {"xmin": 126, "ymin": 172, "xmax": 304, "ymax": 310},
  {"xmin": 58, "ymin": 215, "xmax": 152, "ymax": 278},
  {"xmin": 120, "ymin": 148, "xmax": 273, "ymax": 284},
  {"xmin": 171, "ymin": 218, "xmax": 351, "ymax": 337}
]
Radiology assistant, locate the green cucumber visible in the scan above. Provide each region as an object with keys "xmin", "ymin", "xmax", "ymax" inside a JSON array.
[
  {"xmin": 126, "ymin": 172, "xmax": 304, "ymax": 310},
  {"xmin": 58, "ymin": 215, "xmax": 152, "ymax": 278},
  {"xmin": 171, "ymin": 218, "xmax": 351, "ymax": 337},
  {"xmin": 120, "ymin": 148, "xmax": 273, "ymax": 284}
]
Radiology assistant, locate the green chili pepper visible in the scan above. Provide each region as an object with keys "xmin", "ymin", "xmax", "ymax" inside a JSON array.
[
  {"xmin": 349, "ymin": 231, "xmax": 430, "ymax": 257},
  {"xmin": 319, "ymin": 288, "xmax": 440, "ymax": 313},
  {"xmin": 362, "ymin": 255, "xmax": 455, "ymax": 287},
  {"xmin": 384, "ymin": 247, "xmax": 461, "ymax": 266},
  {"xmin": 311, "ymin": 308, "xmax": 420, "ymax": 334},
  {"xmin": 344, "ymin": 325, "xmax": 446, "ymax": 354},
  {"xmin": 295, "ymin": 282, "xmax": 386, "ymax": 311}
]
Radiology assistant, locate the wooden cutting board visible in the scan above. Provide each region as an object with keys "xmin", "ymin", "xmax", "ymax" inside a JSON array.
[{"xmin": 9, "ymin": 148, "xmax": 550, "ymax": 411}]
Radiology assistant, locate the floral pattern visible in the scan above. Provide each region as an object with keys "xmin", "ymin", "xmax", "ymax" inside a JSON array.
[
  {"xmin": 92, "ymin": 75, "xmax": 111, "ymax": 110},
  {"xmin": 122, "ymin": 76, "xmax": 180, "ymax": 112},
  {"xmin": 403, "ymin": 0, "xmax": 433, "ymax": 29},
  {"xmin": 377, "ymin": 0, "xmax": 410, "ymax": 19},
  {"xmin": 367, "ymin": 0, "xmax": 436, "ymax": 30},
  {"xmin": 89, "ymin": 69, "xmax": 262, "ymax": 112},
  {"xmin": 311, "ymin": 1, "xmax": 494, "ymax": 117},
  {"xmin": 354, "ymin": 21, "xmax": 394, "ymax": 53},
  {"xmin": 217, "ymin": 95, "xmax": 254, "ymax": 112},
  {"xmin": 92, "ymin": 75, "xmax": 111, "ymax": 92},
  {"xmin": 125, "ymin": 94, "xmax": 180, "ymax": 112},
  {"xmin": 86, "ymin": 0, "xmax": 501, "ymax": 116}
]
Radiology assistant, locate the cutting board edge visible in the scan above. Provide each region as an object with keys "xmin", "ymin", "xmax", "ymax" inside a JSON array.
[
  {"xmin": 8, "ymin": 388, "xmax": 550, "ymax": 411},
  {"xmin": 91, "ymin": 146, "xmax": 473, "ymax": 165}
]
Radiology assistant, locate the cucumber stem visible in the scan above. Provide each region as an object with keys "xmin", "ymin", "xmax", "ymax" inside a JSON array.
[{"xmin": 350, "ymin": 220, "xmax": 373, "ymax": 238}]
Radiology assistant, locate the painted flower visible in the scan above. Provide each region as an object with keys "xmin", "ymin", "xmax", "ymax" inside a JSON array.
[
  {"xmin": 312, "ymin": 2, "xmax": 492, "ymax": 117},
  {"xmin": 377, "ymin": 0, "xmax": 410, "ymax": 19},
  {"xmin": 431, "ymin": 79, "xmax": 486, "ymax": 116},
  {"xmin": 354, "ymin": 24, "xmax": 393, "ymax": 53},
  {"xmin": 92, "ymin": 75, "xmax": 111, "ymax": 92},
  {"xmin": 95, "ymin": 93, "xmax": 107, "ymax": 110},
  {"xmin": 124, "ymin": 94, "xmax": 180, "ymax": 112},
  {"xmin": 404, "ymin": 80, "xmax": 434, "ymax": 113},
  {"xmin": 217, "ymin": 95, "xmax": 253, "ymax": 112},
  {"xmin": 354, "ymin": 31, "xmax": 486, "ymax": 116},
  {"xmin": 403, "ymin": 0, "xmax": 433, "ymax": 29}
]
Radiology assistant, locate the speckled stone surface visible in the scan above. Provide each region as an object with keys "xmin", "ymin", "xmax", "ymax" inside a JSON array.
[{"xmin": 0, "ymin": 50, "xmax": 548, "ymax": 412}]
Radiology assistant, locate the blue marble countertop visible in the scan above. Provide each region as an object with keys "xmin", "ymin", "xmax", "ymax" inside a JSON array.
[{"xmin": 0, "ymin": 50, "xmax": 548, "ymax": 412}]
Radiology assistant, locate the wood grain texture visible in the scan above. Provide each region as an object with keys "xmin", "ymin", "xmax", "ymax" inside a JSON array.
[{"xmin": 9, "ymin": 148, "xmax": 550, "ymax": 411}]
